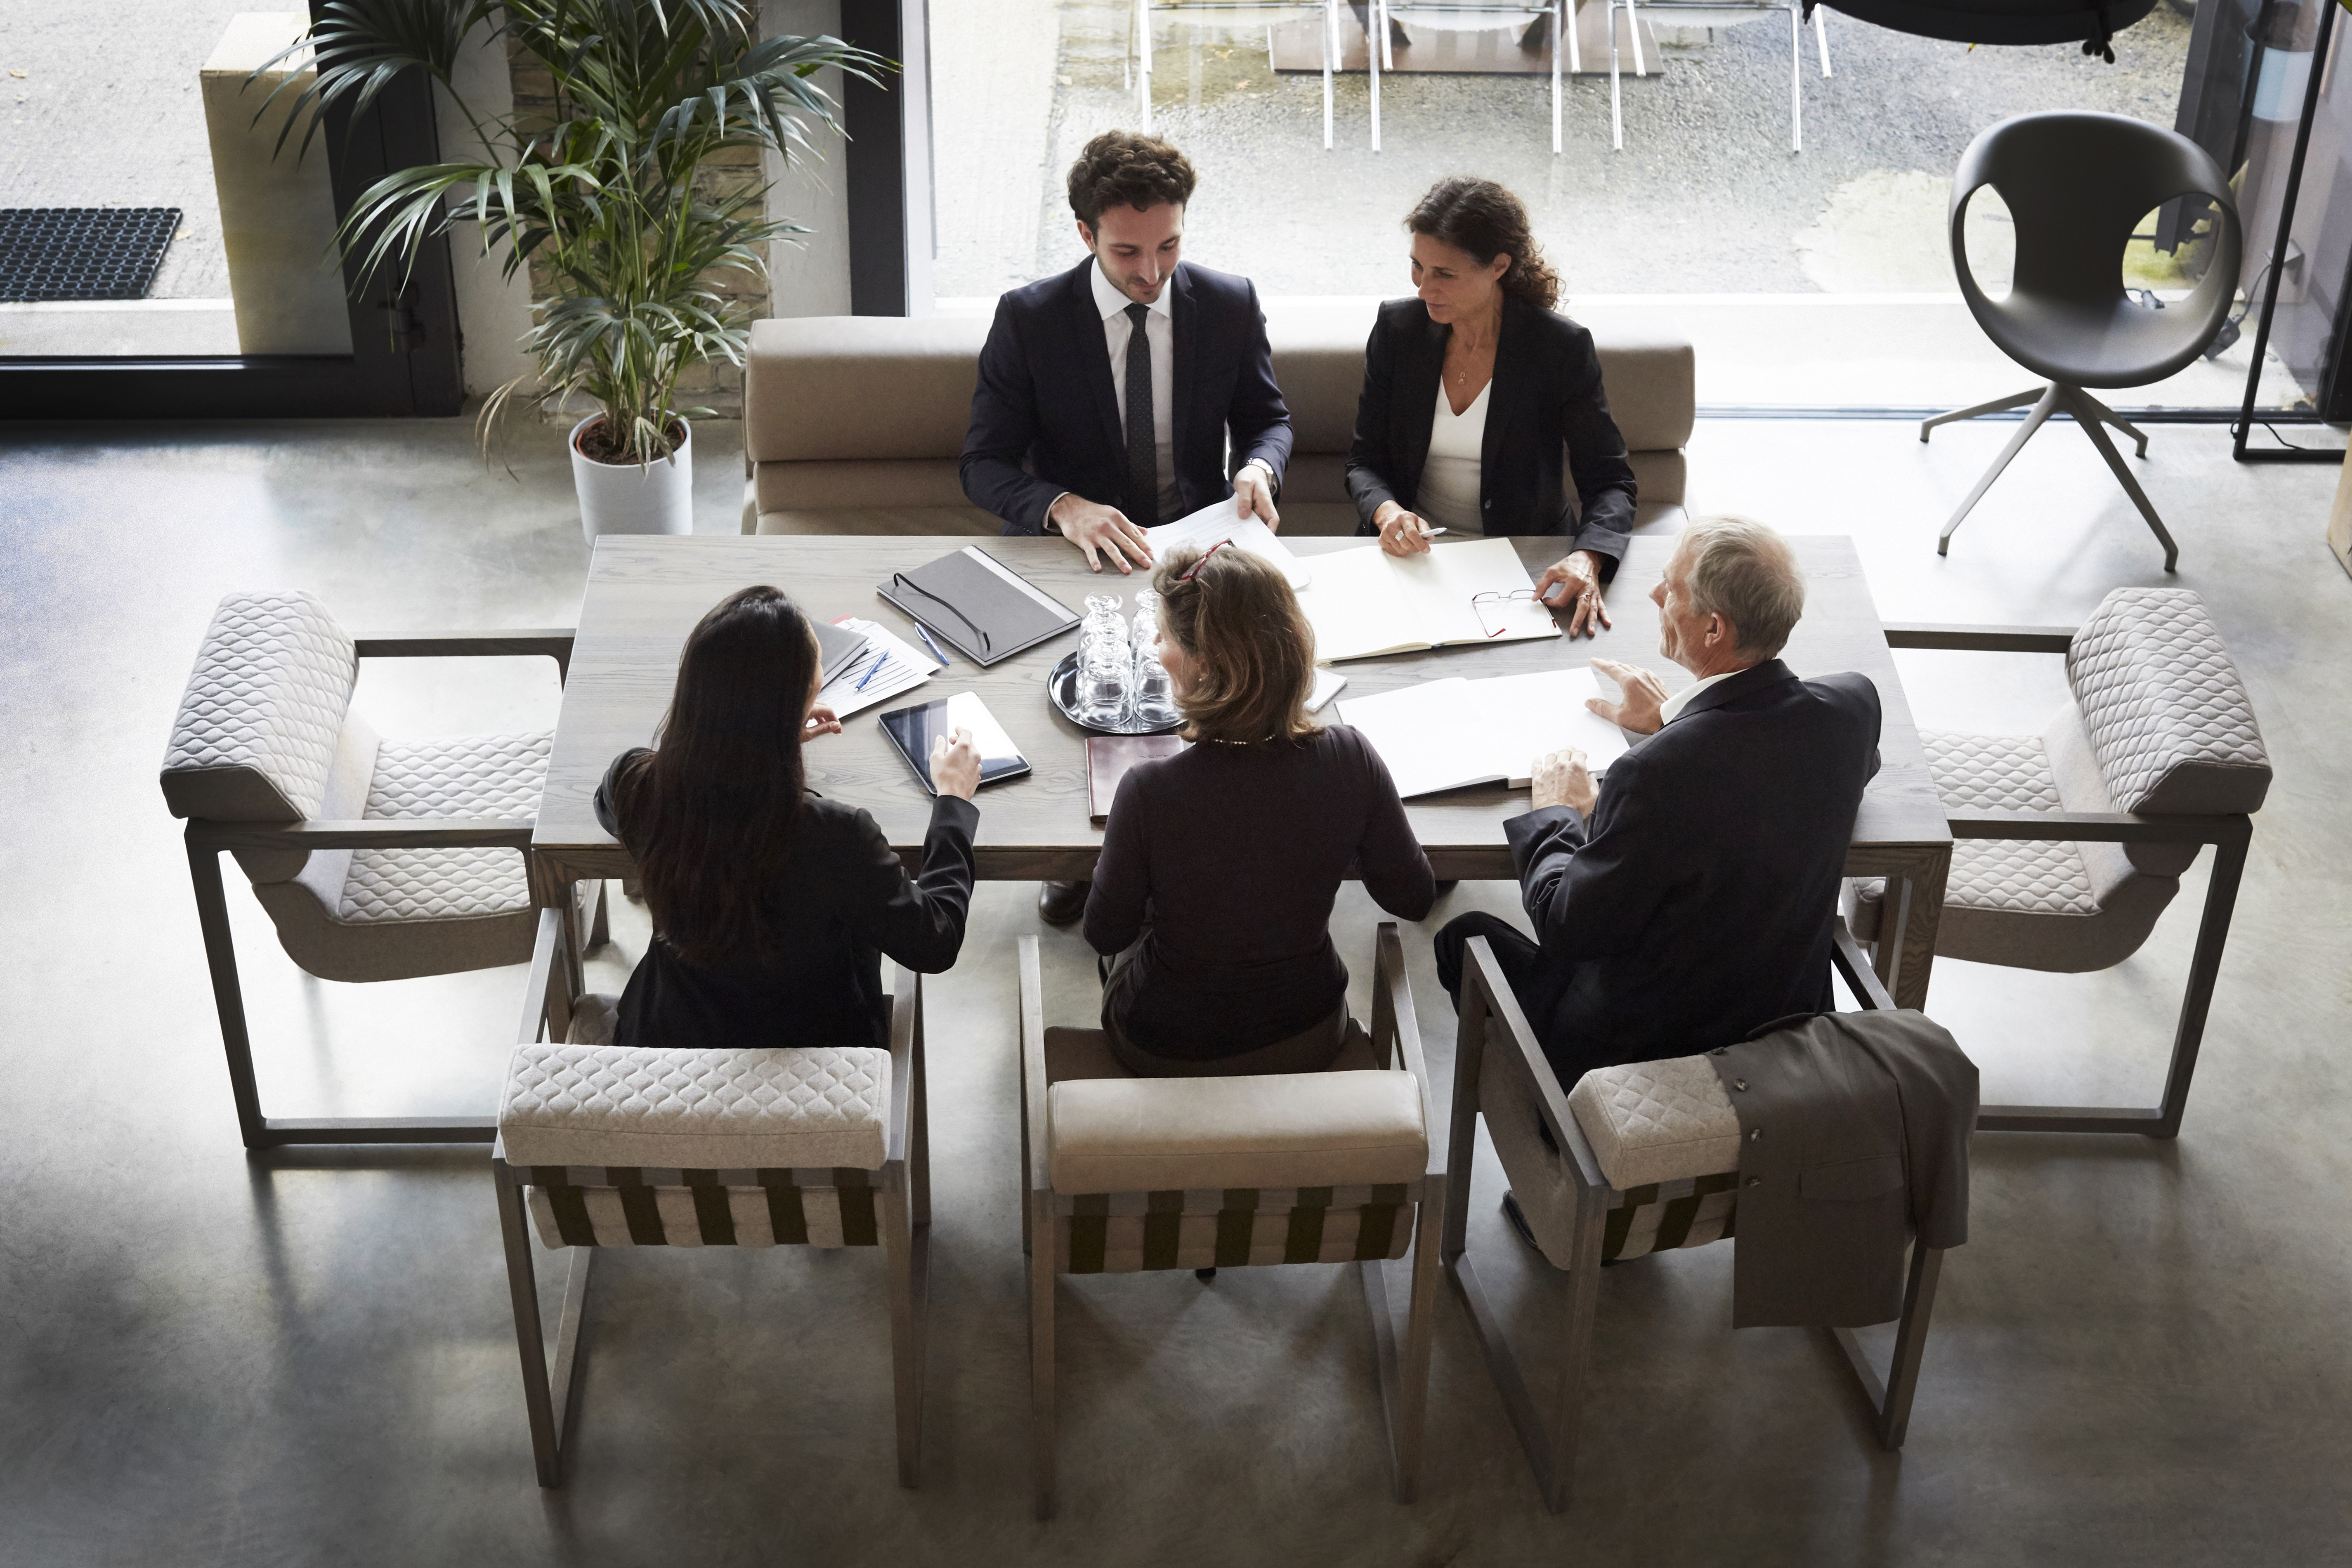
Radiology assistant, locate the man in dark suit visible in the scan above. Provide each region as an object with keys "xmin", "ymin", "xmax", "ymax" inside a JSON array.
[
  {"xmin": 965, "ymin": 130, "xmax": 1295, "ymax": 926},
  {"xmin": 961, "ymin": 130, "xmax": 1293, "ymax": 576},
  {"xmin": 1434, "ymin": 516, "xmax": 1882, "ymax": 1088}
]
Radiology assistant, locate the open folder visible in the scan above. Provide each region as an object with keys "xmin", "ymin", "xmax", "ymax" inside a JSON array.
[
  {"xmin": 1336, "ymin": 666, "xmax": 1636, "ymax": 800},
  {"xmin": 1295, "ymin": 537, "xmax": 1561, "ymax": 663},
  {"xmin": 1143, "ymin": 498, "xmax": 1311, "ymax": 590}
]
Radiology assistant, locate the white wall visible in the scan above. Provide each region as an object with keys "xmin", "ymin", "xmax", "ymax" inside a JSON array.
[{"xmin": 436, "ymin": 26, "xmax": 536, "ymax": 399}]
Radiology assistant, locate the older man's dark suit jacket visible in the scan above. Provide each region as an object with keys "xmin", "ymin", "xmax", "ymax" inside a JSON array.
[
  {"xmin": 1344, "ymin": 294, "xmax": 1637, "ymax": 575},
  {"xmin": 1502, "ymin": 659, "xmax": 1882, "ymax": 1078},
  {"xmin": 959, "ymin": 258, "xmax": 1293, "ymax": 534}
]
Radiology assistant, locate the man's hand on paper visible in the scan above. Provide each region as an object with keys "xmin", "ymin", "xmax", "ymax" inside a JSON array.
[
  {"xmin": 930, "ymin": 727, "xmax": 982, "ymax": 801},
  {"xmin": 1048, "ymin": 494, "xmax": 1155, "ymax": 574},
  {"xmin": 1233, "ymin": 462, "xmax": 1282, "ymax": 532},
  {"xmin": 1587, "ymin": 657, "xmax": 1668, "ymax": 735},
  {"xmin": 1531, "ymin": 747, "xmax": 1597, "ymax": 815},
  {"xmin": 804, "ymin": 703, "xmax": 844, "ymax": 738},
  {"xmin": 1535, "ymin": 550, "xmax": 1611, "ymax": 638},
  {"xmin": 1372, "ymin": 501, "xmax": 1436, "ymax": 557}
]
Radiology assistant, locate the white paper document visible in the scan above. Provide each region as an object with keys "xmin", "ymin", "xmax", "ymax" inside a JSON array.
[
  {"xmin": 1295, "ymin": 536, "xmax": 1561, "ymax": 663},
  {"xmin": 1335, "ymin": 665, "xmax": 1636, "ymax": 800},
  {"xmin": 1143, "ymin": 499, "xmax": 1311, "ymax": 590},
  {"xmin": 815, "ymin": 616, "xmax": 934, "ymax": 721}
]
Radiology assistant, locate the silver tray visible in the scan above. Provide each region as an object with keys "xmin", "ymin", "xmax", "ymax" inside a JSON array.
[{"xmin": 1046, "ymin": 650, "xmax": 1185, "ymax": 736}]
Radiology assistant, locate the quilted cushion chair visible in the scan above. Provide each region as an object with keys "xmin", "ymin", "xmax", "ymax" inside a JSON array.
[
  {"xmin": 492, "ymin": 913, "xmax": 932, "ymax": 1488},
  {"xmin": 739, "ymin": 307, "xmax": 1694, "ymax": 538},
  {"xmin": 1857, "ymin": 586, "xmax": 2269, "ymax": 1135},
  {"xmin": 159, "ymin": 590, "xmax": 582, "ymax": 1148},
  {"xmin": 1015, "ymin": 924, "xmax": 1443, "ymax": 1518},
  {"xmin": 1443, "ymin": 921, "xmax": 1948, "ymax": 1513}
]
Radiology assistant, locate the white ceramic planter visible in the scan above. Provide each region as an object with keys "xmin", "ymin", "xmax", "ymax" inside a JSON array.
[{"xmin": 570, "ymin": 415, "xmax": 694, "ymax": 546}]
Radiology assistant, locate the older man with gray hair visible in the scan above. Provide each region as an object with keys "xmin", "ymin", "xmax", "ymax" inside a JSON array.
[{"xmin": 1434, "ymin": 515, "xmax": 1882, "ymax": 1097}]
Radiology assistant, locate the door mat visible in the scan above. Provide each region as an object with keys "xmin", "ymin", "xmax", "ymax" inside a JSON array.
[{"xmin": 0, "ymin": 208, "xmax": 182, "ymax": 302}]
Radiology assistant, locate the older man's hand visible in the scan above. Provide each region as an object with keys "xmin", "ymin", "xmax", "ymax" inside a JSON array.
[
  {"xmin": 1588, "ymin": 657, "xmax": 1670, "ymax": 736},
  {"xmin": 1530, "ymin": 747, "xmax": 1597, "ymax": 815}
]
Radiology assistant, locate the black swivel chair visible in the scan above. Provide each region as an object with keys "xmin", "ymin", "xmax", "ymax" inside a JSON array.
[{"xmin": 1922, "ymin": 111, "xmax": 2243, "ymax": 570}]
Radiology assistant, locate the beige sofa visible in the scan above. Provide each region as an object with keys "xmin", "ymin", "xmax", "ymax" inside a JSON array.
[{"xmin": 742, "ymin": 306, "xmax": 1694, "ymax": 539}]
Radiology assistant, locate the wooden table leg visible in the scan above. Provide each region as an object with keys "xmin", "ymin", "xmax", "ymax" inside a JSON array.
[
  {"xmin": 1889, "ymin": 845, "xmax": 1949, "ymax": 1013},
  {"xmin": 527, "ymin": 852, "xmax": 581, "ymax": 1043}
]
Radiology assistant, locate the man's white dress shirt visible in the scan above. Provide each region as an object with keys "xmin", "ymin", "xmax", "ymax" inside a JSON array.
[
  {"xmin": 1091, "ymin": 261, "xmax": 1179, "ymax": 523},
  {"xmin": 1659, "ymin": 668, "xmax": 1740, "ymax": 726}
]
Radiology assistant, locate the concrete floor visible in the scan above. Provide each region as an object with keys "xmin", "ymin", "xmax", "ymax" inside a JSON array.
[{"xmin": 2, "ymin": 411, "xmax": 2350, "ymax": 1565}]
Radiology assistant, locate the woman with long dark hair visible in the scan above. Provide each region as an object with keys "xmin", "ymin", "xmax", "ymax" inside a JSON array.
[
  {"xmin": 592, "ymin": 585, "xmax": 982, "ymax": 1049},
  {"xmin": 1084, "ymin": 544, "xmax": 1434, "ymax": 1077},
  {"xmin": 1346, "ymin": 175, "xmax": 1637, "ymax": 638}
]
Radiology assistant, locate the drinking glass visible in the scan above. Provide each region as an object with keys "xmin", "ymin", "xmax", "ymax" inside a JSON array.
[
  {"xmin": 1130, "ymin": 643, "xmax": 1181, "ymax": 730},
  {"xmin": 1076, "ymin": 638, "xmax": 1131, "ymax": 728}
]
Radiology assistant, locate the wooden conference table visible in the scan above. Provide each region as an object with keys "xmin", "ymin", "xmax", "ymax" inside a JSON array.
[{"xmin": 531, "ymin": 533, "xmax": 1951, "ymax": 1010}]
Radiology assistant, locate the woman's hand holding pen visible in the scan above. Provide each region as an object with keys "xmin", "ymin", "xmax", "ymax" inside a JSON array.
[{"xmin": 1372, "ymin": 501, "xmax": 1440, "ymax": 557}]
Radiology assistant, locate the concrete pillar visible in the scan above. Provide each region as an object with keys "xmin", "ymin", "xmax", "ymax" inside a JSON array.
[{"xmin": 200, "ymin": 13, "xmax": 352, "ymax": 355}]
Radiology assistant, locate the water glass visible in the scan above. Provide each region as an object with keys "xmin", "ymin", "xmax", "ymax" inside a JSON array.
[
  {"xmin": 1130, "ymin": 645, "xmax": 1181, "ymax": 730},
  {"xmin": 1075, "ymin": 638, "xmax": 1131, "ymax": 728},
  {"xmin": 1129, "ymin": 588, "xmax": 1161, "ymax": 654},
  {"xmin": 1082, "ymin": 593, "xmax": 1126, "ymax": 660}
]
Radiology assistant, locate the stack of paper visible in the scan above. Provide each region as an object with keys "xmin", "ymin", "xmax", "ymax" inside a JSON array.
[
  {"xmin": 816, "ymin": 616, "xmax": 935, "ymax": 721},
  {"xmin": 1144, "ymin": 499, "xmax": 1311, "ymax": 590},
  {"xmin": 1296, "ymin": 537, "xmax": 1560, "ymax": 663},
  {"xmin": 1335, "ymin": 665, "xmax": 1636, "ymax": 800}
]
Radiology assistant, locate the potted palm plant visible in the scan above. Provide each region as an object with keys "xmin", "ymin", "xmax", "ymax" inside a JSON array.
[{"xmin": 267, "ymin": 0, "xmax": 882, "ymax": 542}]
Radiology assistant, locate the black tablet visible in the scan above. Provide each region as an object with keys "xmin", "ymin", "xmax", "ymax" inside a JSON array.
[{"xmin": 878, "ymin": 691, "xmax": 1031, "ymax": 794}]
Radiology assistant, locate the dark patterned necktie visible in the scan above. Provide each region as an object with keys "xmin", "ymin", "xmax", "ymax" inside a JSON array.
[{"xmin": 1123, "ymin": 302, "xmax": 1157, "ymax": 525}]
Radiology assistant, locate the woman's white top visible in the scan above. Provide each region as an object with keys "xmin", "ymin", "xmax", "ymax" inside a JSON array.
[{"xmin": 1417, "ymin": 375, "xmax": 1489, "ymax": 536}]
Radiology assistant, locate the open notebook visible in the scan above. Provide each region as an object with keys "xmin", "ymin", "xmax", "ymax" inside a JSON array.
[
  {"xmin": 1296, "ymin": 537, "xmax": 1560, "ymax": 663},
  {"xmin": 1335, "ymin": 666, "xmax": 1637, "ymax": 800}
]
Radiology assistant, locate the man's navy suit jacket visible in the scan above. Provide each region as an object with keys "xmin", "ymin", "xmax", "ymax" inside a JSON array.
[
  {"xmin": 1502, "ymin": 659, "xmax": 1883, "ymax": 1079},
  {"xmin": 959, "ymin": 257, "xmax": 1294, "ymax": 534}
]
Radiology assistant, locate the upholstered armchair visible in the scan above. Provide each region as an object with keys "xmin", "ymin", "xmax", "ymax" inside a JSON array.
[
  {"xmin": 159, "ymin": 590, "xmax": 588, "ymax": 1148},
  {"xmin": 1016, "ymin": 925, "xmax": 1443, "ymax": 1518},
  {"xmin": 1854, "ymin": 586, "xmax": 2270, "ymax": 1136},
  {"xmin": 1445, "ymin": 923, "xmax": 1950, "ymax": 1513},
  {"xmin": 492, "ymin": 909, "xmax": 932, "ymax": 1488}
]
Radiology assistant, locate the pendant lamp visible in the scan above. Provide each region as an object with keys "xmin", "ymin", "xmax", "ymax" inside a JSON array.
[{"xmin": 1818, "ymin": 0, "xmax": 2160, "ymax": 60}]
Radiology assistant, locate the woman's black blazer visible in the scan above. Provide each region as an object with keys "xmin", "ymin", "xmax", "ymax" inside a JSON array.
[{"xmin": 1344, "ymin": 294, "xmax": 1638, "ymax": 574}]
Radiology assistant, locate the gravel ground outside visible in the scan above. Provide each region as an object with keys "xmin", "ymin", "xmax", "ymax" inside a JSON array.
[{"xmin": 935, "ymin": 0, "xmax": 2199, "ymax": 298}]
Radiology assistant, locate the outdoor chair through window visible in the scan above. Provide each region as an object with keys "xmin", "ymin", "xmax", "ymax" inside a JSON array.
[{"xmin": 1604, "ymin": 0, "xmax": 1830, "ymax": 151}]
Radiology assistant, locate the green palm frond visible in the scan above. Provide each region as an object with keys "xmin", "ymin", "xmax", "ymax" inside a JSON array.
[{"xmin": 271, "ymin": 0, "xmax": 890, "ymax": 464}]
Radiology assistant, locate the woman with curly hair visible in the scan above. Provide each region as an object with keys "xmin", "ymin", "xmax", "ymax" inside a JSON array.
[{"xmin": 1345, "ymin": 176, "xmax": 1637, "ymax": 639}]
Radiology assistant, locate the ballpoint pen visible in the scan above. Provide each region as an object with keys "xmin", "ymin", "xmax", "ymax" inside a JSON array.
[
  {"xmin": 855, "ymin": 649, "xmax": 888, "ymax": 691},
  {"xmin": 913, "ymin": 622, "xmax": 952, "ymax": 665}
]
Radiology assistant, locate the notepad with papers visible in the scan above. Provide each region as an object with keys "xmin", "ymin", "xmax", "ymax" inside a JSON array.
[
  {"xmin": 1143, "ymin": 498, "xmax": 1311, "ymax": 590},
  {"xmin": 1336, "ymin": 665, "xmax": 1637, "ymax": 800},
  {"xmin": 1295, "ymin": 536, "xmax": 1561, "ymax": 663},
  {"xmin": 814, "ymin": 617, "xmax": 933, "ymax": 721}
]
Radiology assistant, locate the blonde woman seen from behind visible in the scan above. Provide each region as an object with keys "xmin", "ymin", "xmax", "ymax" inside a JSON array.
[{"xmin": 1083, "ymin": 544, "xmax": 1436, "ymax": 1077}]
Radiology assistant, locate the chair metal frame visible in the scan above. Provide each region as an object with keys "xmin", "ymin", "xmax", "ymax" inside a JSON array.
[
  {"xmin": 1017, "ymin": 923, "xmax": 1444, "ymax": 1518},
  {"xmin": 1882, "ymin": 622, "xmax": 2255, "ymax": 1138},
  {"xmin": 1605, "ymin": 0, "xmax": 1830, "ymax": 151},
  {"xmin": 1137, "ymin": 0, "xmax": 1348, "ymax": 148},
  {"xmin": 493, "ymin": 908, "xmax": 933, "ymax": 1489},
  {"xmin": 181, "ymin": 627, "xmax": 587, "ymax": 1149},
  {"xmin": 1441, "ymin": 922, "xmax": 1943, "ymax": 1513}
]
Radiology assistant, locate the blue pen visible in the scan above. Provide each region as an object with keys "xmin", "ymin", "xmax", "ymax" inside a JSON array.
[
  {"xmin": 913, "ymin": 622, "xmax": 951, "ymax": 665},
  {"xmin": 855, "ymin": 649, "xmax": 889, "ymax": 691}
]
